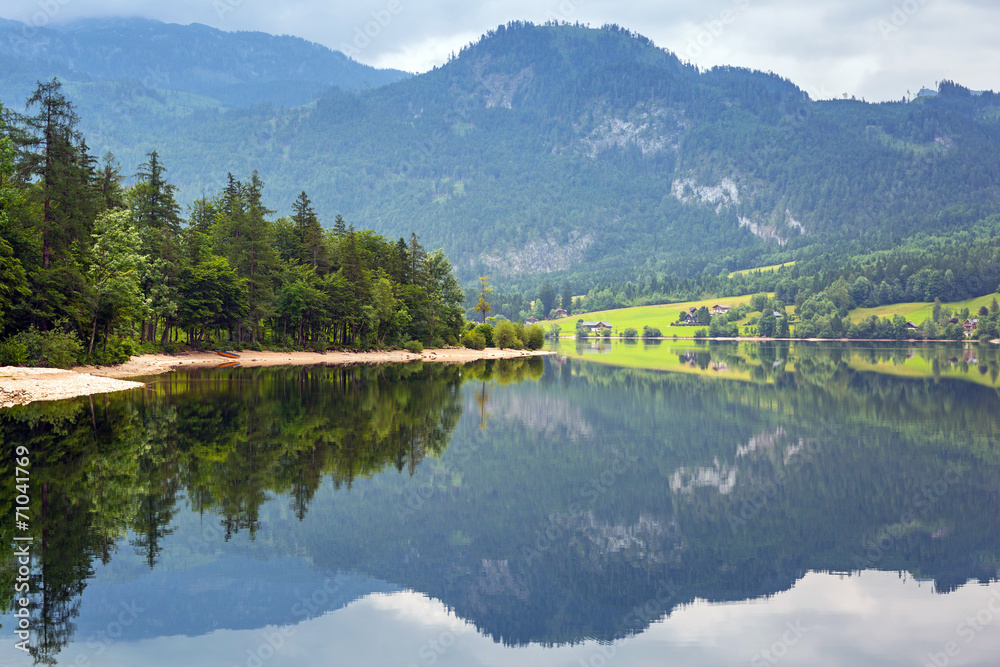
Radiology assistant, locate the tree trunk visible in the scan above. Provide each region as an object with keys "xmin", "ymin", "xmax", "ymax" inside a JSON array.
[{"xmin": 88, "ymin": 318, "xmax": 98, "ymax": 355}]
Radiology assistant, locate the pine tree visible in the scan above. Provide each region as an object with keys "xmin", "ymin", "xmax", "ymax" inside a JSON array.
[
  {"xmin": 133, "ymin": 150, "xmax": 183, "ymax": 259},
  {"xmin": 538, "ymin": 281, "xmax": 556, "ymax": 316},
  {"xmin": 97, "ymin": 152, "xmax": 125, "ymax": 211},
  {"xmin": 292, "ymin": 191, "xmax": 327, "ymax": 272},
  {"xmin": 23, "ymin": 78, "xmax": 95, "ymax": 270}
]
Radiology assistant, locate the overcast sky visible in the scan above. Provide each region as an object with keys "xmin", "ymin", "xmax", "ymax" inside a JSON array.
[{"xmin": 4, "ymin": 0, "xmax": 999, "ymax": 101}]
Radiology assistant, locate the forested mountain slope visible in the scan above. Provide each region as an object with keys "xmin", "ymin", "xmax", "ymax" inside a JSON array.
[
  {"xmin": 2, "ymin": 20, "xmax": 998, "ymax": 290},
  {"xmin": 0, "ymin": 16, "xmax": 410, "ymax": 107}
]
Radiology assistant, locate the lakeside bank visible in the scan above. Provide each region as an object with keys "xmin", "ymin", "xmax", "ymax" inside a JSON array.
[{"xmin": 0, "ymin": 348, "xmax": 554, "ymax": 408}]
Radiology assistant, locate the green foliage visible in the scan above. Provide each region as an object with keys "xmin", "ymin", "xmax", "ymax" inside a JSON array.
[
  {"xmin": 0, "ymin": 337, "xmax": 29, "ymax": 366},
  {"xmin": 524, "ymin": 324, "xmax": 545, "ymax": 350},
  {"xmin": 4, "ymin": 327, "xmax": 83, "ymax": 368},
  {"xmin": 642, "ymin": 325, "xmax": 662, "ymax": 338},
  {"xmin": 404, "ymin": 340, "xmax": 424, "ymax": 354},
  {"xmin": 462, "ymin": 330, "xmax": 486, "ymax": 350},
  {"xmin": 622, "ymin": 327, "xmax": 638, "ymax": 338},
  {"xmin": 475, "ymin": 323, "xmax": 495, "ymax": 347},
  {"xmin": 0, "ymin": 82, "xmax": 469, "ymax": 357},
  {"xmin": 494, "ymin": 320, "xmax": 520, "ymax": 349}
]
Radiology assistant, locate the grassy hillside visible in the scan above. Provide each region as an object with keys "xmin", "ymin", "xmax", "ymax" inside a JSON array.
[
  {"xmin": 728, "ymin": 261, "xmax": 797, "ymax": 278},
  {"xmin": 849, "ymin": 292, "xmax": 1000, "ymax": 324},
  {"xmin": 539, "ymin": 295, "xmax": 760, "ymax": 335}
]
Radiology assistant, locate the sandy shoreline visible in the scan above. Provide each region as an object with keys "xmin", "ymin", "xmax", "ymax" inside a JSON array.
[{"xmin": 0, "ymin": 348, "xmax": 553, "ymax": 408}]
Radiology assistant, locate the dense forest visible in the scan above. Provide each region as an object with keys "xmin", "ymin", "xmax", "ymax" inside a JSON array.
[
  {"xmin": 5, "ymin": 21, "xmax": 999, "ymax": 294},
  {"xmin": 0, "ymin": 80, "xmax": 467, "ymax": 367}
]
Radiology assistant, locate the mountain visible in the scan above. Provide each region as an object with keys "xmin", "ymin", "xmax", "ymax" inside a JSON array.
[
  {"xmin": 2, "ymin": 20, "xmax": 998, "ymax": 289},
  {"xmin": 0, "ymin": 16, "xmax": 410, "ymax": 107}
]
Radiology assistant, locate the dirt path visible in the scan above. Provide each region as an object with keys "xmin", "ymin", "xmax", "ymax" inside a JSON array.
[{"xmin": 0, "ymin": 348, "xmax": 553, "ymax": 408}]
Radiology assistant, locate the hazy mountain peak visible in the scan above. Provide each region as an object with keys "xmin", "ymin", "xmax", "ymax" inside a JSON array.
[{"xmin": 0, "ymin": 15, "xmax": 410, "ymax": 107}]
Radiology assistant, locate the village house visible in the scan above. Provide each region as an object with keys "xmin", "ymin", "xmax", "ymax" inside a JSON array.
[
  {"xmin": 964, "ymin": 318, "xmax": 979, "ymax": 335},
  {"xmin": 525, "ymin": 316, "xmax": 539, "ymax": 325},
  {"xmin": 710, "ymin": 304, "xmax": 732, "ymax": 315},
  {"xmin": 553, "ymin": 308, "xmax": 568, "ymax": 318},
  {"xmin": 580, "ymin": 321, "xmax": 613, "ymax": 331}
]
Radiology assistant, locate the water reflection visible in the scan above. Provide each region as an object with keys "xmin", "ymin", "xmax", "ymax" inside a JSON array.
[{"xmin": 1, "ymin": 347, "xmax": 999, "ymax": 666}]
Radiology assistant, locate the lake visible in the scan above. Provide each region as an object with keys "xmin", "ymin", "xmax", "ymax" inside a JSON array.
[{"xmin": 2, "ymin": 342, "xmax": 1000, "ymax": 666}]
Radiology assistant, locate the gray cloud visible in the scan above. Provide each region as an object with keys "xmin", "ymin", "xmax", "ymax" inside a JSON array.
[{"xmin": 1, "ymin": 0, "xmax": 997, "ymax": 100}]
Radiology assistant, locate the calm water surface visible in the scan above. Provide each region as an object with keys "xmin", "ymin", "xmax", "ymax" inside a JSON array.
[{"xmin": 2, "ymin": 342, "xmax": 999, "ymax": 666}]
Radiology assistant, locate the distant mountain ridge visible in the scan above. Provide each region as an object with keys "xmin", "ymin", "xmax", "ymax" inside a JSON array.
[
  {"xmin": 0, "ymin": 16, "xmax": 410, "ymax": 107},
  {"xmin": 1, "ymin": 19, "xmax": 998, "ymax": 289}
]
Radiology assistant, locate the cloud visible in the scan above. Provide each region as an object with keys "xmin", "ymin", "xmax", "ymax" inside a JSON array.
[{"xmin": 0, "ymin": 0, "xmax": 997, "ymax": 100}]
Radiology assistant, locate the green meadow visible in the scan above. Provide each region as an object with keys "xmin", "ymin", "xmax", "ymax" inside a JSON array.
[
  {"xmin": 728, "ymin": 261, "xmax": 797, "ymax": 278},
  {"xmin": 849, "ymin": 292, "xmax": 1000, "ymax": 324},
  {"xmin": 538, "ymin": 295, "xmax": 759, "ymax": 335}
]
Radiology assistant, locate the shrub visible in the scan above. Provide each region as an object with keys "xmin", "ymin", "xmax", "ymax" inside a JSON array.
[
  {"xmin": 513, "ymin": 321, "xmax": 526, "ymax": 344},
  {"xmin": 599, "ymin": 327, "xmax": 612, "ymax": 338},
  {"xmin": 622, "ymin": 327, "xmax": 638, "ymax": 338},
  {"xmin": 462, "ymin": 330, "xmax": 486, "ymax": 350},
  {"xmin": 95, "ymin": 337, "xmax": 137, "ymax": 365},
  {"xmin": 641, "ymin": 325, "xmax": 662, "ymax": 338},
  {"xmin": 404, "ymin": 340, "xmax": 424, "ymax": 354},
  {"xmin": 18, "ymin": 328, "xmax": 84, "ymax": 368},
  {"xmin": 474, "ymin": 323, "xmax": 495, "ymax": 347},
  {"xmin": 494, "ymin": 321, "xmax": 520, "ymax": 349},
  {"xmin": 524, "ymin": 324, "xmax": 545, "ymax": 350},
  {"xmin": 0, "ymin": 337, "xmax": 30, "ymax": 366}
]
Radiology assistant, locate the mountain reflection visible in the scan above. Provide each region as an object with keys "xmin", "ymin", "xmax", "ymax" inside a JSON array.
[{"xmin": 2, "ymin": 346, "xmax": 999, "ymax": 664}]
